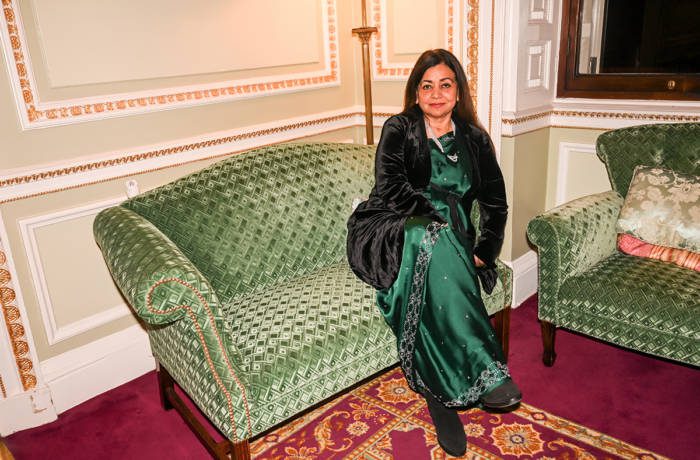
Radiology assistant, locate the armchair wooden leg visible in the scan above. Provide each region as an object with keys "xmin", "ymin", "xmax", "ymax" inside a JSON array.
[
  {"xmin": 157, "ymin": 361, "xmax": 174, "ymax": 411},
  {"xmin": 540, "ymin": 320, "xmax": 557, "ymax": 367},
  {"xmin": 493, "ymin": 306, "xmax": 511, "ymax": 362}
]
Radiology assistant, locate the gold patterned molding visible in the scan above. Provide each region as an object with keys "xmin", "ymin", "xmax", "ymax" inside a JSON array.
[
  {"xmin": 370, "ymin": 0, "xmax": 459, "ymax": 79},
  {"xmin": 466, "ymin": 0, "xmax": 479, "ymax": 107},
  {"xmin": 0, "ymin": 374, "xmax": 6, "ymax": 398},
  {"xmin": 0, "ymin": 0, "xmax": 339, "ymax": 129},
  {"xmin": 0, "ymin": 109, "xmax": 396, "ymax": 204},
  {"xmin": 501, "ymin": 108, "xmax": 700, "ymax": 136},
  {"xmin": 0, "ymin": 246, "xmax": 36, "ymax": 392}
]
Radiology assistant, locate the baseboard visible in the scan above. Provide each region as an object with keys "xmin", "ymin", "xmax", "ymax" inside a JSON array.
[
  {"xmin": 40, "ymin": 324, "xmax": 155, "ymax": 415},
  {"xmin": 0, "ymin": 385, "xmax": 57, "ymax": 436},
  {"xmin": 509, "ymin": 250, "xmax": 538, "ymax": 307}
]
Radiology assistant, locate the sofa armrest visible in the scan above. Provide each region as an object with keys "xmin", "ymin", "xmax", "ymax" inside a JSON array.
[
  {"xmin": 94, "ymin": 205, "xmax": 252, "ymax": 441},
  {"xmin": 526, "ymin": 190, "xmax": 623, "ymax": 322},
  {"xmin": 94, "ymin": 205, "xmax": 221, "ymax": 326}
]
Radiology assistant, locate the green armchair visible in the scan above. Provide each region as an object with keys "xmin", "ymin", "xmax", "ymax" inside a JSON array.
[{"xmin": 527, "ymin": 123, "xmax": 699, "ymax": 367}]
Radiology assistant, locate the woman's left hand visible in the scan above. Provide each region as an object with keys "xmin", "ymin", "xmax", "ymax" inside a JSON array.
[{"xmin": 474, "ymin": 255, "xmax": 485, "ymax": 268}]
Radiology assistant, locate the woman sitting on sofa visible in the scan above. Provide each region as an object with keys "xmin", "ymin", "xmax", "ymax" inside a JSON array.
[{"xmin": 347, "ymin": 48, "xmax": 521, "ymax": 457}]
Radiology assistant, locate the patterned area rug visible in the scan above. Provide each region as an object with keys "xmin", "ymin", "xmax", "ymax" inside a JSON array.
[{"xmin": 250, "ymin": 368, "xmax": 667, "ymax": 459}]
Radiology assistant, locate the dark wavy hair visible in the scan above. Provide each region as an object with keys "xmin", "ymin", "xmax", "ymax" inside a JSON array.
[{"xmin": 403, "ymin": 49, "xmax": 481, "ymax": 129}]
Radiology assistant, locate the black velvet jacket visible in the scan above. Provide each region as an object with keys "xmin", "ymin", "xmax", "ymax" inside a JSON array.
[{"xmin": 346, "ymin": 105, "xmax": 508, "ymax": 290}]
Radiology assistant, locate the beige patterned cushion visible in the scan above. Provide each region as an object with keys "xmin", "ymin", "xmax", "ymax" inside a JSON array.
[{"xmin": 616, "ymin": 166, "xmax": 700, "ymax": 252}]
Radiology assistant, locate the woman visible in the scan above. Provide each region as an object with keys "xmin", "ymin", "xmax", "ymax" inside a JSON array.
[{"xmin": 347, "ymin": 49, "xmax": 521, "ymax": 457}]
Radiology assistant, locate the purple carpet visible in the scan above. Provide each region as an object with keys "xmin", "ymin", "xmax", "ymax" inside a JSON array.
[{"xmin": 5, "ymin": 295, "xmax": 699, "ymax": 459}]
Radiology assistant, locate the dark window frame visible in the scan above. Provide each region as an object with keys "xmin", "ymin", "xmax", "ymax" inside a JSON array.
[{"xmin": 557, "ymin": 0, "xmax": 700, "ymax": 100}]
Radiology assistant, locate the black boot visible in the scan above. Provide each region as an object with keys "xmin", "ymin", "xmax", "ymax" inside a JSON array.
[
  {"xmin": 479, "ymin": 378, "xmax": 522, "ymax": 409},
  {"xmin": 424, "ymin": 392, "xmax": 467, "ymax": 456}
]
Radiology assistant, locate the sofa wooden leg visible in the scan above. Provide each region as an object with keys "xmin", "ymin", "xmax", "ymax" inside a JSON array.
[
  {"xmin": 230, "ymin": 440, "xmax": 251, "ymax": 460},
  {"xmin": 493, "ymin": 306, "xmax": 511, "ymax": 362},
  {"xmin": 541, "ymin": 320, "xmax": 557, "ymax": 367},
  {"xmin": 156, "ymin": 362, "xmax": 174, "ymax": 411}
]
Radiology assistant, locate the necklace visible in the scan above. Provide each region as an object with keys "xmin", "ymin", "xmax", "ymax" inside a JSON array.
[{"xmin": 425, "ymin": 120, "xmax": 459, "ymax": 163}]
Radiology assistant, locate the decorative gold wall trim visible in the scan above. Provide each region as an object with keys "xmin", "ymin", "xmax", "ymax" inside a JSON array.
[
  {"xmin": 502, "ymin": 110, "xmax": 553, "ymax": 125},
  {"xmin": 1, "ymin": 0, "xmax": 340, "ymax": 128},
  {"xmin": 466, "ymin": 0, "xmax": 479, "ymax": 108},
  {"xmin": 0, "ymin": 374, "xmax": 6, "ymax": 398},
  {"xmin": 0, "ymin": 110, "xmax": 397, "ymax": 204},
  {"xmin": 0, "ymin": 248, "xmax": 36, "ymax": 391},
  {"xmin": 503, "ymin": 109, "xmax": 700, "ymax": 125},
  {"xmin": 0, "ymin": 112, "xmax": 377, "ymax": 189},
  {"xmin": 553, "ymin": 110, "xmax": 700, "ymax": 122}
]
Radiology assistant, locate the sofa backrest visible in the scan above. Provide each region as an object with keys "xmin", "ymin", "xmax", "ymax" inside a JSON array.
[
  {"xmin": 596, "ymin": 123, "xmax": 700, "ymax": 197},
  {"xmin": 122, "ymin": 142, "xmax": 375, "ymax": 302}
]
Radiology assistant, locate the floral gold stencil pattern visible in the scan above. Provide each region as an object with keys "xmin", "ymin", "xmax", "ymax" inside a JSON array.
[
  {"xmin": 250, "ymin": 367, "xmax": 669, "ymax": 459},
  {"xmin": 0, "ymin": 246, "xmax": 36, "ymax": 391}
]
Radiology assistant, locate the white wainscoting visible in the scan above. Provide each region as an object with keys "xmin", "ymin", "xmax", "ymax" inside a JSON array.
[
  {"xmin": 18, "ymin": 198, "xmax": 127, "ymax": 345},
  {"xmin": 40, "ymin": 324, "xmax": 154, "ymax": 415},
  {"xmin": 555, "ymin": 142, "xmax": 611, "ymax": 206},
  {"xmin": 0, "ymin": 384, "xmax": 56, "ymax": 436},
  {"xmin": 509, "ymin": 250, "xmax": 538, "ymax": 308}
]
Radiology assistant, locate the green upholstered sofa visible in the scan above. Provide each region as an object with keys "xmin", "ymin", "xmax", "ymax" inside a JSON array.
[
  {"xmin": 93, "ymin": 142, "xmax": 513, "ymax": 459},
  {"xmin": 527, "ymin": 123, "xmax": 699, "ymax": 368}
]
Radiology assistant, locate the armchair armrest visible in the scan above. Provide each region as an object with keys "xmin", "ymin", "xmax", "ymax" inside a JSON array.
[
  {"xmin": 94, "ymin": 205, "xmax": 252, "ymax": 441},
  {"xmin": 526, "ymin": 190, "xmax": 623, "ymax": 323}
]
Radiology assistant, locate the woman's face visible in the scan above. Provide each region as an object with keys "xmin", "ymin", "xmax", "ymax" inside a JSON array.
[{"xmin": 416, "ymin": 63, "xmax": 458, "ymax": 121}]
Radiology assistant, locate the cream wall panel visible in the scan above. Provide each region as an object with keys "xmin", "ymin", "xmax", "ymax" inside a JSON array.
[
  {"xmin": 546, "ymin": 127, "xmax": 607, "ymax": 210},
  {"xmin": 390, "ymin": 0, "xmax": 441, "ymax": 56},
  {"xmin": 1, "ymin": 0, "xmax": 356, "ymax": 172},
  {"xmin": 2, "ymin": 0, "xmax": 341, "ymax": 128},
  {"xmin": 510, "ymin": 128, "xmax": 549, "ymax": 259},
  {"xmin": 33, "ymin": 0, "xmax": 321, "ymax": 87},
  {"xmin": 556, "ymin": 143, "xmax": 610, "ymax": 206},
  {"xmin": 370, "ymin": 0, "xmax": 456, "ymax": 81},
  {"xmin": 21, "ymin": 204, "xmax": 128, "ymax": 344}
]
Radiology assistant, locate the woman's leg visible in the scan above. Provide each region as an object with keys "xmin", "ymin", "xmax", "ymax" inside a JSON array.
[{"xmin": 423, "ymin": 391, "xmax": 467, "ymax": 456}]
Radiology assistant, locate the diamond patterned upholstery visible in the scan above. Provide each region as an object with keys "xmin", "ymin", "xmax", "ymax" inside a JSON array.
[
  {"xmin": 94, "ymin": 142, "xmax": 513, "ymax": 443},
  {"xmin": 527, "ymin": 123, "xmax": 700, "ymax": 367},
  {"xmin": 597, "ymin": 122, "xmax": 700, "ymax": 197}
]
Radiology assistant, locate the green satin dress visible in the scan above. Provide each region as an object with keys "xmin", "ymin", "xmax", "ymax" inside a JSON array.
[{"xmin": 377, "ymin": 131, "xmax": 510, "ymax": 407}]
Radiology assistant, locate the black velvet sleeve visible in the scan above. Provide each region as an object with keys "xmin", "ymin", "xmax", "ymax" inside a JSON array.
[
  {"xmin": 346, "ymin": 115, "xmax": 445, "ymax": 290},
  {"xmin": 472, "ymin": 129, "xmax": 508, "ymax": 267},
  {"xmin": 374, "ymin": 116, "xmax": 445, "ymax": 222}
]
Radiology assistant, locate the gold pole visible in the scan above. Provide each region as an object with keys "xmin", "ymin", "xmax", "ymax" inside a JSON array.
[{"xmin": 352, "ymin": 0, "xmax": 377, "ymax": 145}]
